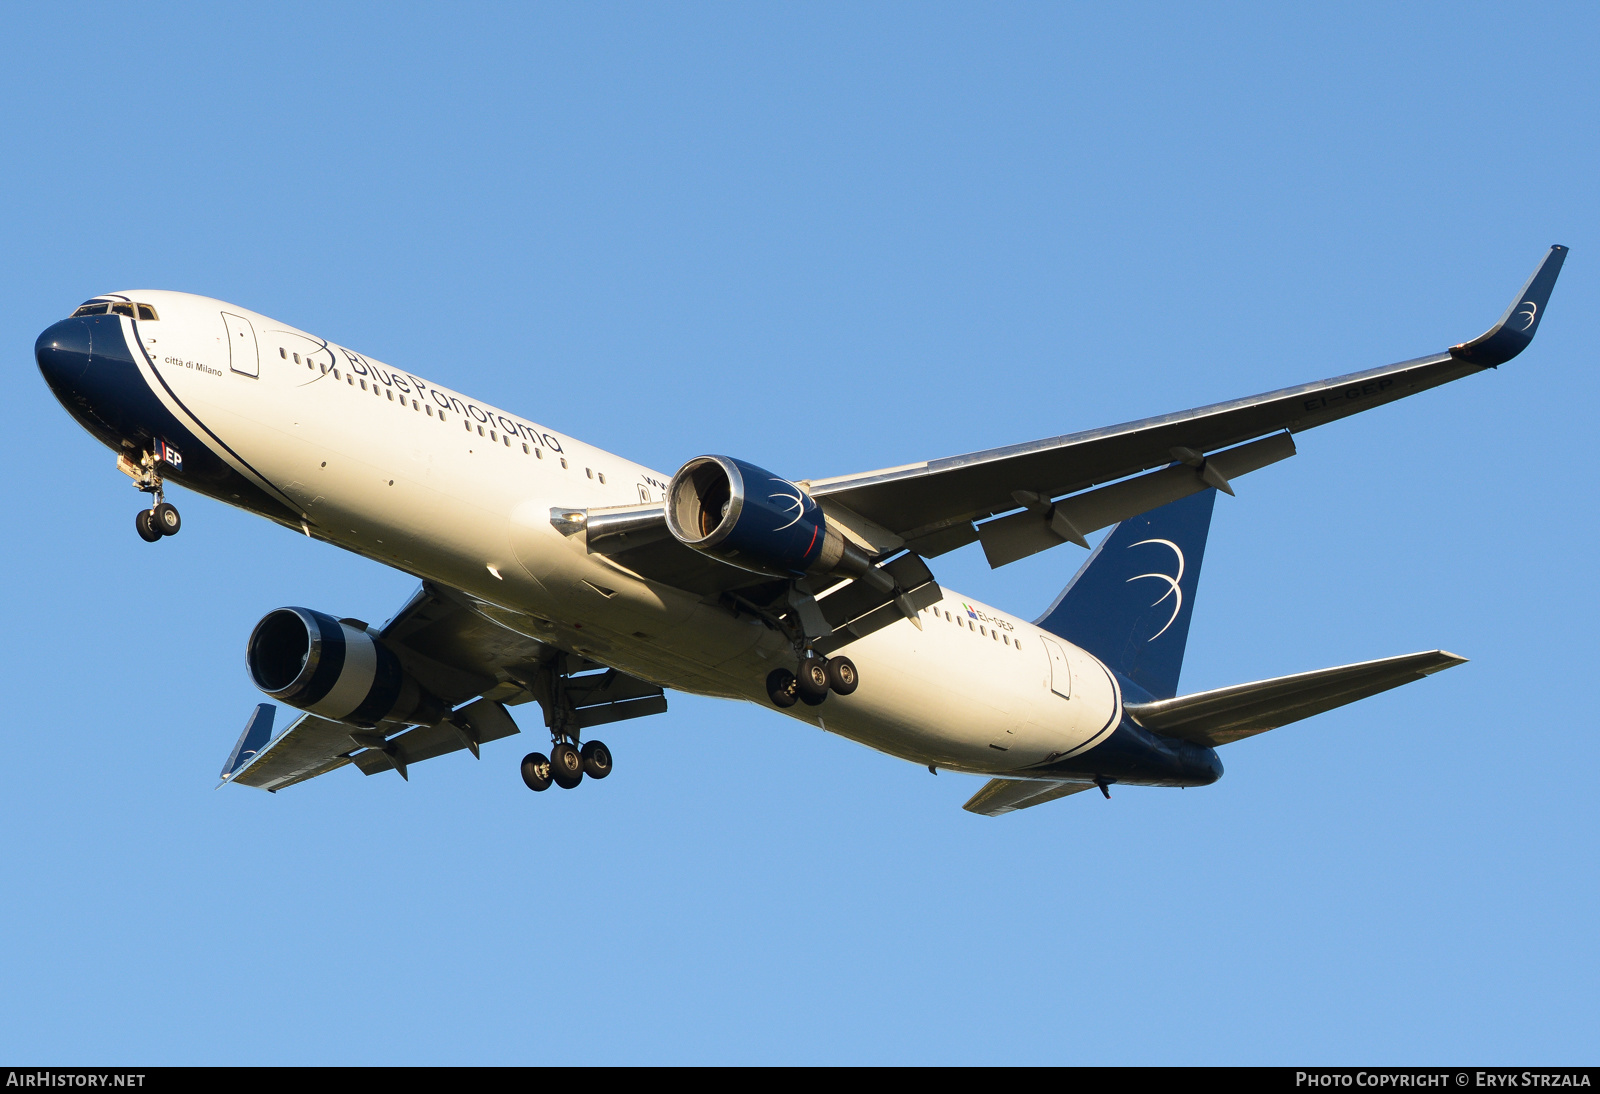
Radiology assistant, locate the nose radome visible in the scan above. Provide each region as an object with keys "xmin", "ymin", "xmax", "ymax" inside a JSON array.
[
  {"xmin": 35, "ymin": 312, "xmax": 151, "ymax": 449},
  {"xmin": 35, "ymin": 317, "xmax": 95, "ymax": 391}
]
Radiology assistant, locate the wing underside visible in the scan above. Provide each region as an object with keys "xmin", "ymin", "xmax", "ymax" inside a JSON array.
[
  {"xmin": 223, "ymin": 582, "xmax": 669, "ymax": 791},
  {"xmin": 811, "ymin": 247, "xmax": 1566, "ymax": 560}
]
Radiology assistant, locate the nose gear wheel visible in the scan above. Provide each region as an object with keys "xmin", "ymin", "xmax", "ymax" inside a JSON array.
[{"xmin": 122, "ymin": 450, "xmax": 181, "ymax": 541}]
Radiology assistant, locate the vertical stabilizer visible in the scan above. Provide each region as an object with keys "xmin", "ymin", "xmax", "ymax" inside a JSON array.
[{"xmin": 1034, "ymin": 489, "xmax": 1217, "ymax": 700}]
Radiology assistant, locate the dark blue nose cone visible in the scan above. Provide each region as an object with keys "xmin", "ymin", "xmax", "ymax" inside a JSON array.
[
  {"xmin": 35, "ymin": 316, "xmax": 97, "ymax": 391},
  {"xmin": 36, "ymin": 314, "xmax": 150, "ymax": 449}
]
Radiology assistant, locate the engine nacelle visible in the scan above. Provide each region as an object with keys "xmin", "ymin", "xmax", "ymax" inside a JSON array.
[
  {"xmin": 666, "ymin": 455, "xmax": 857, "ymax": 579},
  {"xmin": 247, "ymin": 607, "xmax": 441, "ymax": 728}
]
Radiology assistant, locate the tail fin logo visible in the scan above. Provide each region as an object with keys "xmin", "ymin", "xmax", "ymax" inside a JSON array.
[
  {"xmin": 1516, "ymin": 300, "xmax": 1538, "ymax": 330},
  {"xmin": 1125, "ymin": 538, "xmax": 1185, "ymax": 641}
]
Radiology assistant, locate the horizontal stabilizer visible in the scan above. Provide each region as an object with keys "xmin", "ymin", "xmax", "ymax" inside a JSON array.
[
  {"xmin": 1124, "ymin": 650, "xmax": 1467, "ymax": 748},
  {"xmin": 962, "ymin": 777, "xmax": 1096, "ymax": 816}
]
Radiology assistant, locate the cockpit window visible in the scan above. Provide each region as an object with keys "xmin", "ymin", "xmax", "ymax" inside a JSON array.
[{"xmin": 69, "ymin": 301, "xmax": 159, "ymax": 320}]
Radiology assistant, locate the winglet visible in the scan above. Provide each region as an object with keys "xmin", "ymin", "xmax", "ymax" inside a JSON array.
[
  {"xmin": 1450, "ymin": 245, "xmax": 1568, "ymax": 367},
  {"xmin": 217, "ymin": 703, "xmax": 275, "ymax": 788}
]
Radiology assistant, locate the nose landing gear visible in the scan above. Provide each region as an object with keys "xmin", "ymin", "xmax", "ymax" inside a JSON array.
[{"xmin": 120, "ymin": 452, "xmax": 181, "ymax": 542}]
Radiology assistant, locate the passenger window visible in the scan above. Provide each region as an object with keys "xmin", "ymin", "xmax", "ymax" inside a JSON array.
[
  {"xmin": 293, "ymin": 352, "xmax": 301, "ymax": 364},
  {"xmin": 586, "ymin": 468, "xmax": 593, "ymax": 479},
  {"xmin": 522, "ymin": 443, "xmax": 530, "ymax": 454},
  {"xmin": 110, "ymin": 302, "xmax": 135, "ymax": 317},
  {"xmin": 136, "ymin": 304, "xmax": 158, "ymax": 321},
  {"xmin": 598, "ymin": 473, "xmax": 606, "ymax": 484},
  {"xmin": 560, "ymin": 458, "xmax": 568, "ymax": 470},
  {"xmin": 279, "ymin": 347, "xmax": 287, "ymax": 359}
]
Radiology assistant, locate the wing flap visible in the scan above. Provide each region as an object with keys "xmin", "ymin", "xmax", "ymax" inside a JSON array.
[
  {"xmin": 976, "ymin": 431, "xmax": 1294, "ymax": 568},
  {"xmin": 350, "ymin": 698, "xmax": 523, "ymax": 776},
  {"xmin": 963, "ymin": 778, "xmax": 1096, "ymax": 816},
  {"xmin": 1124, "ymin": 650, "xmax": 1467, "ymax": 747}
]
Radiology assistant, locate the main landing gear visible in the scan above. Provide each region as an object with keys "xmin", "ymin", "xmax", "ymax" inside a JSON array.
[
  {"xmin": 122, "ymin": 451, "xmax": 180, "ymax": 543},
  {"xmin": 519, "ymin": 653, "xmax": 615, "ymax": 792},
  {"xmin": 766, "ymin": 655, "xmax": 858, "ymax": 708},
  {"xmin": 521, "ymin": 739, "xmax": 612, "ymax": 792}
]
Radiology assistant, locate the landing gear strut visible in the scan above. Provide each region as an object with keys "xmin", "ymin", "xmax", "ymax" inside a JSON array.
[
  {"xmin": 120, "ymin": 451, "xmax": 180, "ymax": 542},
  {"xmin": 518, "ymin": 654, "xmax": 613, "ymax": 793}
]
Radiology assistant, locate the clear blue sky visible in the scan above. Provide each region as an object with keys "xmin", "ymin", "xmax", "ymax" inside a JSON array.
[{"xmin": 1, "ymin": 3, "xmax": 1594, "ymax": 1064}]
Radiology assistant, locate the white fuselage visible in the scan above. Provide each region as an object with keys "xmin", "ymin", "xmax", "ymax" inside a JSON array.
[{"xmin": 114, "ymin": 291, "xmax": 1123, "ymax": 775}]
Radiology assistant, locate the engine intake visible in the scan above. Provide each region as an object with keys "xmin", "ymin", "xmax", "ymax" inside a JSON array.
[
  {"xmin": 247, "ymin": 607, "xmax": 440, "ymax": 727},
  {"xmin": 666, "ymin": 455, "xmax": 874, "ymax": 580}
]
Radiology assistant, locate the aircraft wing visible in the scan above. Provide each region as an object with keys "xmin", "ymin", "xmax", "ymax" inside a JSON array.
[
  {"xmin": 808, "ymin": 246, "xmax": 1567, "ymax": 561},
  {"xmin": 962, "ymin": 777, "xmax": 1097, "ymax": 816},
  {"xmin": 1123, "ymin": 650, "xmax": 1468, "ymax": 748},
  {"xmin": 225, "ymin": 712, "xmax": 359, "ymax": 791},
  {"xmin": 221, "ymin": 581, "xmax": 667, "ymax": 791}
]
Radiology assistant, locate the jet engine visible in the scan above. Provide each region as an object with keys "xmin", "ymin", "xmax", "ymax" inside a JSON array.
[
  {"xmin": 247, "ymin": 607, "xmax": 442, "ymax": 727},
  {"xmin": 666, "ymin": 455, "xmax": 878, "ymax": 580}
]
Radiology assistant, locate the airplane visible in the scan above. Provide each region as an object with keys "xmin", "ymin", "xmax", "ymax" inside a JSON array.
[{"xmin": 34, "ymin": 246, "xmax": 1566, "ymax": 814}]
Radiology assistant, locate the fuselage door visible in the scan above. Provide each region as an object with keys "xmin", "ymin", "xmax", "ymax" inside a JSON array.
[
  {"xmin": 222, "ymin": 312, "xmax": 259, "ymax": 377},
  {"xmin": 1041, "ymin": 636, "xmax": 1072, "ymax": 699}
]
